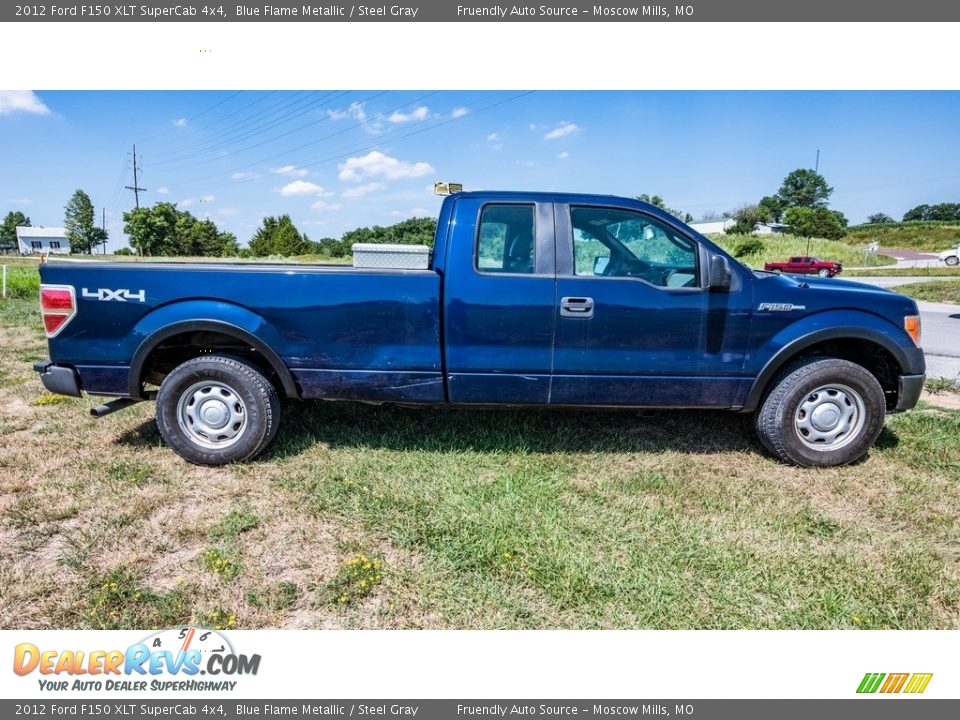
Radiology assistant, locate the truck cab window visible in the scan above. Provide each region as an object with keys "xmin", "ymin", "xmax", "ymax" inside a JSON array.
[
  {"xmin": 571, "ymin": 206, "xmax": 698, "ymax": 288},
  {"xmin": 476, "ymin": 204, "xmax": 536, "ymax": 274}
]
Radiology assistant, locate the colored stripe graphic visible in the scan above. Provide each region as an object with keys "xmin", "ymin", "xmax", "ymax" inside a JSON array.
[
  {"xmin": 880, "ymin": 673, "xmax": 909, "ymax": 693},
  {"xmin": 857, "ymin": 672, "xmax": 932, "ymax": 694},
  {"xmin": 904, "ymin": 674, "xmax": 933, "ymax": 694},
  {"xmin": 857, "ymin": 673, "xmax": 885, "ymax": 693}
]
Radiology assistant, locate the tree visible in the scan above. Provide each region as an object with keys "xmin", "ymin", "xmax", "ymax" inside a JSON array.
[
  {"xmin": 776, "ymin": 169, "xmax": 833, "ymax": 209},
  {"xmin": 783, "ymin": 207, "xmax": 848, "ymax": 240},
  {"xmin": 867, "ymin": 213, "xmax": 894, "ymax": 224},
  {"xmin": 727, "ymin": 204, "xmax": 765, "ymax": 235},
  {"xmin": 124, "ymin": 202, "xmax": 180, "ymax": 256},
  {"xmin": 248, "ymin": 215, "xmax": 308, "ymax": 256},
  {"xmin": 902, "ymin": 202, "xmax": 960, "ymax": 222},
  {"xmin": 758, "ymin": 195, "xmax": 784, "ymax": 223},
  {"xmin": 64, "ymin": 189, "xmax": 107, "ymax": 254},
  {"xmin": 1, "ymin": 211, "xmax": 30, "ymax": 248},
  {"xmin": 636, "ymin": 194, "xmax": 693, "ymax": 223},
  {"xmin": 123, "ymin": 202, "xmax": 237, "ymax": 257}
]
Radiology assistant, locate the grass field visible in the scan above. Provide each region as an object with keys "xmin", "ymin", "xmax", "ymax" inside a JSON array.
[
  {"xmin": 893, "ymin": 280, "xmax": 960, "ymax": 304},
  {"xmin": 1, "ymin": 292, "xmax": 959, "ymax": 630},
  {"xmin": 844, "ymin": 222, "xmax": 960, "ymax": 252},
  {"xmin": 711, "ymin": 234, "xmax": 895, "ymax": 269}
]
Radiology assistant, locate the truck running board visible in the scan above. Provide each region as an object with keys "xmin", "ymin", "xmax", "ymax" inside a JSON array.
[{"xmin": 90, "ymin": 398, "xmax": 141, "ymax": 418}]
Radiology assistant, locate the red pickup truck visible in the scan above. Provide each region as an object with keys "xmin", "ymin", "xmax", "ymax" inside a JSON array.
[{"xmin": 764, "ymin": 256, "xmax": 843, "ymax": 277}]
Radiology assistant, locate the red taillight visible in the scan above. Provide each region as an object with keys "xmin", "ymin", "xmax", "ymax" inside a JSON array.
[
  {"xmin": 39, "ymin": 284, "xmax": 76, "ymax": 338},
  {"xmin": 40, "ymin": 287, "xmax": 74, "ymax": 311},
  {"xmin": 42, "ymin": 313, "xmax": 70, "ymax": 335}
]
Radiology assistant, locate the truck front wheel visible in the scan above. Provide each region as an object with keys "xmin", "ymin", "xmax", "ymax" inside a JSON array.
[
  {"xmin": 755, "ymin": 357, "xmax": 886, "ymax": 467},
  {"xmin": 156, "ymin": 355, "xmax": 281, "ymax": 465}
]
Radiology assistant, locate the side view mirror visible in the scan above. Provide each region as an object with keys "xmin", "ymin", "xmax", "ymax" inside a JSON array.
[{"xmin": 708, "ymin": 254, "xmax": 731, "ymax": 291}]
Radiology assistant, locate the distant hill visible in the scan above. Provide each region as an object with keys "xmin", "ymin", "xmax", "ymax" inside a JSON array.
[{"xmin": 845, "ymin": 221, "xmax": 960, "ymax": 252}]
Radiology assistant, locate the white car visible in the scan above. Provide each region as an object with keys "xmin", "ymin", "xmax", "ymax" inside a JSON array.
[{"xmin": 939, "ymin": 244, "xmax": 959, "ymax": 266}]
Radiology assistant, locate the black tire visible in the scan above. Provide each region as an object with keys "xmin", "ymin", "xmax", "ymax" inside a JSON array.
[
  {"xmin": 755, "ymin": 357, "xmax": 886, "ymax": 467},
  {"xmin": 946, "ymin": 256, "xmax": 959, "ymax": 266},
  {"xmin": 156, "ymin": 355, "xmax": 281, "ymax": 465},
  {"xmin": 817, "ymin": 268, "xmax": 830, "ymax": 277}
]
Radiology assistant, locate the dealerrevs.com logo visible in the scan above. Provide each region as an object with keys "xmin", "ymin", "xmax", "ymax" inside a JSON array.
[{"xmin": 13, "ymin": 627, "xmax": 260, "ymax": 692}]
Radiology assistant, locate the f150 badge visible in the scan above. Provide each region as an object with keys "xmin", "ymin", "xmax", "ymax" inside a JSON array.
[
  {"xmin": 758, "ymin": 302, "xmax": 806, "ymax": 312},
  {"xmin": 82, "ymin": 288, "xmax": 146, "ymax": 302}
]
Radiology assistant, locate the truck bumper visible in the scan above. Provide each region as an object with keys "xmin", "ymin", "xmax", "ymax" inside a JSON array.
[
  {"xmin": 33, "ymin": 360, "xmax": 82, "ymax": 398},
  {"xmin": 895, "ymin": 373, "xmax": 925, "ymax": 411}
]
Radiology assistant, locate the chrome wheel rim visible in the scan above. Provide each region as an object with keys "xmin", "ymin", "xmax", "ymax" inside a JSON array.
[
  {"xmin": 177, "ymin": 381, "xmax": 247, "ymax": 449},
  {"xmin": 794, "ymin": 383, "xmax": 865, "ymax": 451}
]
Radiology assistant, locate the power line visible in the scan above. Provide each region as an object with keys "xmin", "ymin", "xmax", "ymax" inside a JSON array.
[
  {"xmin": 139, "ymin": 90, "xmax": 245, "ymax": 144},
  {"xmin": 153, "ymin": 90, "xmax": 382, "ymax": 173},
  {"xmin": 175, "ymin": 91, "xmax": 535, "ymax": 195}
]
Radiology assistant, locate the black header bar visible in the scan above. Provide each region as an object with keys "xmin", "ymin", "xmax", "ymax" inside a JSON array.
[{"xmin": 6, "ymin": 0, "xmax": 960, "ymax": 22}]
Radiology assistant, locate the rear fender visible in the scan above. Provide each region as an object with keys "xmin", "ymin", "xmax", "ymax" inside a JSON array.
[{"xmin": 126, "ymin": 300, "xmax": 298, "ymax": 400}]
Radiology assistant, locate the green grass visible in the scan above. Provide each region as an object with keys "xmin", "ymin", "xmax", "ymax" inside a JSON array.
[
  {"xmin": 845, "ymin": 222, "xmax": 960, "ymax": 252},
  {"xmin": 3, "ymin": 249, "xmax": 960, "ymax": 629},
  {"xmin": 893, "ymin": 280, "xmax": 960, "ymax": 304},
  {"xmin": 846, "ymin": 266, "xmax": 960, "ymax": 277},
  {"xmin": 712, "ymin": 233, "xmax": 896, "ymax": 269}
]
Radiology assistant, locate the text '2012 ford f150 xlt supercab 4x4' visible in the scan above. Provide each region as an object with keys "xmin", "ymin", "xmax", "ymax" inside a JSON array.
[{"xmin": 34, "ymin": 191, "xmax": 925, "ymax": 467}]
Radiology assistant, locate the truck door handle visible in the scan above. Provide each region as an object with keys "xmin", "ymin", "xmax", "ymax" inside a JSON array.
[{"xmin": 560, "ymin": 296, "xmax": 594, "ymax": 319}]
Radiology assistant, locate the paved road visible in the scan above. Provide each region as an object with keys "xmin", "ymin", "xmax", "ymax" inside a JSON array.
[
  {"xmin": 916, "ymin": 300, "xmax": 960, "ymax": 382},
  {"xmin": 846, "ymin": 276, "xmax": 959, "ymax": 381}
]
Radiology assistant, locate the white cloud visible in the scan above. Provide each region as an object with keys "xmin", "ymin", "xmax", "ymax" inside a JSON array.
[
  {"xmin": 279, "ymin": 180, "xmax": 332, "ymax": 197},
  {"xmin": 230, "ymin": 171, "xmax": 261, "ymax": 180},
  {"xmin": 341, "ymin": 182, "xmax": 386, "ymax": 198},
  {"xmin": 452, "ymin": 107, "xmax": 469, "ymax": 118},
  {"xmin": 156, "ymin": 186, "xmax": 169, "ymax": 195},
  {"xmin": 491, "ymin": 144, "xmax": 503, "ymax": 151},
  {"xmin": 311, "ymin": 200, "xmax": 341, "ymax": 211},
  {"xmin": 180, "ymin": 198, "xmax": 196, "ymax": 207},
  {"xmin": 529, "ymin": 123, "xmax": 538, "ymax": 131},
  {"xmin": 272, "ymin": 164, "xmax": 309, "ymax": 178},
  {"xmin": 0, "ymin": 91, "xmax": 50, "ymax": 116},
  {"xmin": 173, "ymin": 118, "xmax": 188, "ymax": 127},
  {"xmin": 327, "ymin": 102, "xmax": 367, "ymax": 122},
  {"xmin": 338, "ymin": 151, "xmax": 434, "ymax": 182},
  {"xmin": 388, "ymin": 106, "xmax": 430, "ymax": 123},
  {"xmin": 302, "ymin": 220, "xmax": 329, "ymax": 226},
  {"xmin": 8, "ymin": 197, "xmax": 31, "ymax": 204},
  {"xmin": 544, "ymin": 122, "xmax": 581, "ymax": 140},
  {"xmin": 557, "ymin": 151, "xmax": 569, "ymax": 159},
  {"xmin": 218, "ymin": 207, "xmax": 238, "ymax": 216},
  {"xmin": 201, "ymin": 195, "xmax": 215, "ymax": 203},
  {"xmin": 487, "ymin": 132, "xmax": 498, "ymax": 141}
]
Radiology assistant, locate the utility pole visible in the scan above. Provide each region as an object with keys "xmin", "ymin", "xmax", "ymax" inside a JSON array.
[
  {"xmin": 814, "ymin": 149, "xmax": 820, "ymax": 173},
  {"xmin": 124, "ymin": 144, "xmax": 146, "ymax": 209}
]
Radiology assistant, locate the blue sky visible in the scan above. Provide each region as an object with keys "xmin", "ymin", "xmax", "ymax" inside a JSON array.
[{"xmin": 2, "ymin": 90, "xmax": 959, "ymax": 252}]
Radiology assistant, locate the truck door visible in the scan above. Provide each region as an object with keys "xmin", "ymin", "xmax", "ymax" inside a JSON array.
[
  {"xmin": 550, "ymin": 203, "xmax": 747, "ymax": 407},
  {"xmin": 442, "ymin": 197, "xmax": 557, "ymax": 404}
]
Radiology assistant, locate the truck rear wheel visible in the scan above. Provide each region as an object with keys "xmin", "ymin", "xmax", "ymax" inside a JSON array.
[
  {"xmin": 755, "ymin": 357, "xmax": 886, "ymax": 467},
  {"xmin": 817, "ymin": 268, "xmax": 830, "ymax": 277},
  {"xmin": 156, "ymin": 355, "xmax": 281, "ymax": 466}
]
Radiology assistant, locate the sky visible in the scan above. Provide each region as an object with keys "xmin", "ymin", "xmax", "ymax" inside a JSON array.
[{"xmin": 1, "ymin": 90, "xmax": 959, "ymax": 252}]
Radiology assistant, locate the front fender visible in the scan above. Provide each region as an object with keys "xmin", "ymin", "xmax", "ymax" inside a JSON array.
[
  {"xmin": 742, "ymin": 309, "xmax": 924, "ymax": 412},
  {"xmin": 126, "ymin": 300, "xmax": 297, "ymax": 399}
]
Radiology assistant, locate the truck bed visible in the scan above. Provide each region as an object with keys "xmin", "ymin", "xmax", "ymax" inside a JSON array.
[{"xmin": 40, "ymin": 260, "xmax": 444, "ymax": 402}]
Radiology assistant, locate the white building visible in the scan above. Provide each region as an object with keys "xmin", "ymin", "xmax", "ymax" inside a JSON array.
[
  {"xmin": 754, "ymin": 222, "xmax": 790, "ymax": 235},
  {"xmin": 689, "ymin": 219, "xmax": 790, "ymax": 236},
  {"xmin": 689, "ymin": 218, "xmax": 736, "ymax": 235},
  {"xmin": 16, "ymin": 226, "xmax": 69, "ymax": 255}
]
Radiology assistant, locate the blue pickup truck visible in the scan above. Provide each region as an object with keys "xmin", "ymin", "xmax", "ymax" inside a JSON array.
[{"xmin": 34, "ymin": 191, "xmax": 925, "ymax": 467}]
